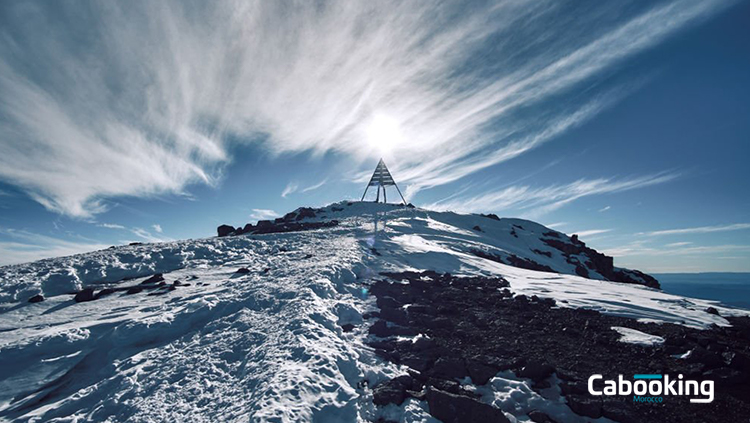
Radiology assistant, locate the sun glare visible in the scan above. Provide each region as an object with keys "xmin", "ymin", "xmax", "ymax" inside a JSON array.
[{"xmin": 366, "ymin": 113, "xmax": 402, "ymax": 153}]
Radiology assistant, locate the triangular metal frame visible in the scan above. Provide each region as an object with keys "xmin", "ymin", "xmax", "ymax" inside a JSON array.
[{"xmin": 361, "ymin": 158, "xmax": 406, "ymax": 204}]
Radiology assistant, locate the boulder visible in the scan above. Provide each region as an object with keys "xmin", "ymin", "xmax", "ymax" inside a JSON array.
[
  {"xmin": 472, "ymin": 225, "xmax": 482, "ymax": 232},
  {"xmin": 373, "ymin": 375, "xmax": 415, "ymax": 406},
  {"xmin": 425, "ymin": 387, "xmax": 509, "ymax": 423},
  {"xmin": 126, "ymin": 286, "xmax": 143, "ymax": 295},
  {"xmin": 567, "ymin": 395, "xmax": 602, "ymax": 419},
  {"xmin": 74, "ymin": 288, "xmax": 95, "ymax": 303},
  {"xmin": 341, "ymin": 323, "xmax": 355, "ymax": 333},
  {"xmin": 217, "ymin": 224, "xmax": 235, "ymax": 237},
  {"xmin": 466, "ymin": 360, "xmax": 499, "ymax": 385},
  {"xmin": 141, "ymin": 273, "xmax": 164, "ymax": 284},
  {"xmin": 518, "ymin": 360, "xmax": 555, "ymax": 382},
  {"xmin": 528, "ymin": 410, "xmax": 555, "ymax": 423},
  {"xmin": 28, "ymin": 294, "xmax": 44, "ymax": 303},
  {"xmin": 431, "ymin": 357, "xmax": 468, "ymax": 379},
  {"xmin": 706, "ymin": 307, "xmax": 720, "ymax": 316},
  {"xmin": 94, "ymin": 288, "xmax": 116, "ymax": 299},
  {"xmin": 236, "ymin": 267, "xmax": 251, "ymax": 274}
]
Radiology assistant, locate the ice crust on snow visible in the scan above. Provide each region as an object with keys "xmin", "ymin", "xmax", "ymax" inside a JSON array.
[
  {"xmin": 611, "ymin": 326, "xmax": 665, "ymax": 346},
  {"xmin": 0, "ymin": 201, "xmax": 746, "ymax": 421}
]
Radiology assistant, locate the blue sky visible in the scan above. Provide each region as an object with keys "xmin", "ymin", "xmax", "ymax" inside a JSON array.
[{"xmin": 0, "ymin": 0, "xmax": 748, "ymax": 272}]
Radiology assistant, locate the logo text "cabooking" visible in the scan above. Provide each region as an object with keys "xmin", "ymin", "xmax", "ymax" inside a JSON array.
[{"xmin": 588, "ymin": 374, "xmax": 714, "ymax": 403}]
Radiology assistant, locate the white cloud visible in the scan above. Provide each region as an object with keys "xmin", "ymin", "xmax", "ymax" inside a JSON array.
[
  {"xmin": 98, "ymin": 223, "xmax": 126, "ymax": 230},
  {"xmin": 598, "ymin": 206, "xmax": 611, "ymax": 212},
  {"xmin": 573, "ymin": 229, "xmax": 612, "ymax": 238},
  {"xmin": 603, "ymin": 243, "xmax": 750, "ymax": 258},
  {"xmin": 0, "ymin": 0, "xmax": 730, "ymax": 217},
  {"xmin": 665, "ymin": 241, "xmax": 692, "ymax": 247},
  {"xmin": 301, "ymin": 179, "xmax": 328, "ymax": 194},
  {"xmin": 130, "ymin": 228, "xmax": 168, "ymax": 243},
  {"xmin": 281, "ymin": 183, "xmax": 298, "ymax": 199},
  {"xmin": 152, "ymin": 224, "xmax": 163, "ymax": 233},
  {"xmin": 546, "ymin": 222, "xmax": 568, "ymax": 229},
  {"xmin": 639, "ymin": 223, "xmax": 750, "ymax": 237},
  {"xmin": 250, "ymin": 209, "xmax": 278, "ymax": 221},
  {"xmin": 0, "ymin": 228, "xmax": 109, "ymax": 265},
  {"xmin": 424, "ymin": 172, "xmax": 678, "ymax": 218}
]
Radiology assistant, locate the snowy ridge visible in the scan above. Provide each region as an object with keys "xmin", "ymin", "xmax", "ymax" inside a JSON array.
[{"xmin": 0, "ymin": 202, "xmax": 747, "ymax": 422}]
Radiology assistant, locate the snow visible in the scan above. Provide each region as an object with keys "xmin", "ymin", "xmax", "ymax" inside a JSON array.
[
  {"xmin": 611, "ymin": 326, "xmax": 665, "ymax": 346},
  {"xmin": 0, "ymin": 201, "xmax": 747, "ymax": 421}
]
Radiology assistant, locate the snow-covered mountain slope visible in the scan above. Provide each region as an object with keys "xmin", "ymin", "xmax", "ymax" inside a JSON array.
[{"xmin": 0, "ymin": 202, "xmax": 747, "ymax": 422}]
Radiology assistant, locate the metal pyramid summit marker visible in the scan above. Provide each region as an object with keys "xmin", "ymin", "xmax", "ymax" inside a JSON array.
[{"xmin": 361, "ymin": 158, "xmax": 406, "ymax": 204}]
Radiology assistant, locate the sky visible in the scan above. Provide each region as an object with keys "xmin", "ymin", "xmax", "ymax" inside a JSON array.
[{"xmin": 0, "ymin": 0, "xmax": 748, "ymax": 272}]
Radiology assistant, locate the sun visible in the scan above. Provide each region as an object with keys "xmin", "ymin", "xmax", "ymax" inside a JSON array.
[{"xmin": 365, "ymin": 113, "xmax": 402, "ymax": 153}]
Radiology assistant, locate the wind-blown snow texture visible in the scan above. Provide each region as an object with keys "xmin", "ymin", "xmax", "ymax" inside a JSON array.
[{"xmin": 0, "ymin": 202, "xmax": 746, "ymax": 422}]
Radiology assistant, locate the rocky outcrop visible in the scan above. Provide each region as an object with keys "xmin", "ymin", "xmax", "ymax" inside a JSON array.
[
  {"xmin": 27, "ymin": 294, "xmax": 44, "ymax": 303},
  {"xmin": 470, "ymin": 249, "xmax": 555, "ymax": 273},
  {"xmin": 216, "ymin": 206, "xmax": 338, "ymax": 237},
  {"xmin": 217, "ymin": 224, "xmax": 235, "ymax": 237},
  {"xmin": 73, "ymin": 287, "xmax": 95, "ymax": 302},
  {"xmin": 541, "ymin": 234, "xmax": 660, "ymax": 288},
  {"xmin": 365, "ymin": 270, "xmax": 750, "ymax": 423}
]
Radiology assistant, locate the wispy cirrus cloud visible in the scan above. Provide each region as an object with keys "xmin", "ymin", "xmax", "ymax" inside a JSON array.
[
  {"xmin": 0, "ymin": 0, "xmax": 732, "ymax": 217},
  {"xmin": 638, "ymin": 223, "xmax": 750, "ymax": 237},
  {"xmin": 281, "ymin": 183, "xmax": 298, "ymax": 199},
  {"xmin": 574, "ymin": 229, "xmax": 612, "ymax": 238},
  {"xmin": 301, "ymin": 179, "xmax": 328, "ymax": 194},
  {"xmin": 98, "ymin": 223, "xmax": 126, "ymax": 230},
  {"xmin": 0, "ymin": 228, "xmax": 108, "ymax": 265},
  {"xmin": 424, "ymin": 172, "xmax": 679, "ymax": 218}
]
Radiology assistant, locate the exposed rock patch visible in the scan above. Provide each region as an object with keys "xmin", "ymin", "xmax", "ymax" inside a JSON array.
[{"xmin": 365, "ymin": 270, "xmax": 750, "ymax": 422}]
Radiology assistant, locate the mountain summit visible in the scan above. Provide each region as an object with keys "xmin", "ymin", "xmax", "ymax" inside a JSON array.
[{"xmin": 0, "ymin": 202, "xmax": 748, "ymax": 422}]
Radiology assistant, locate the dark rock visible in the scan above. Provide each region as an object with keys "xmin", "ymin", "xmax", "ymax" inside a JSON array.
[
  {"xmin": 129, "ymin": 242, "xmax": 143, "ymax": 246},
  {"xmin": 94, "ymin": 288, "xmax": 116, "ymax": 299},
  {"xmin": 141, "ymin": 274, "xmax": 164, "ymax": 284},
  {"xmin": 466, "ymin": 360, "xmax": 499, "ymax": 385},
  {"xmin": 236, "ymin": 267, "xmax": 251, "ymax": 274},
  {"xmin": 706, "ymin": 307, "xmax": 720, "ymax": 316},
  {"xmin": 479, "ymin": 213, "xmax": 501, "ymax": 221},
  {"xmin": 296, "ymin": 207, "xmax": 317, "ymax": 220},
  {"xmin": 567, "ymin": 395, "xmax": 602, "ymax": 419},
  {"xmin": 341, "ymin": 323, "xmax": 355, "ymax": 333},
  {"xmin": 256, "ymin": 220, "xmax": 273, "ymax": 229},
  {"xmin": 518, "ymin": 360, "xmax": 555, "ymax": 382},
  {"xmin": 431, "ymin": 357, "xmax": 468, "ymax": 379},
  {"xmin": 28, "ymin": 294, "xmax": 44, "ymax": 303},
  {"xmin": 373, "ymin": 375, "xmax": 415, "ymax": 406},
  {"xmin": 686, "ymin": 346, "xmax": 724, "ymax": 369},
  {"xmin": 125, "ymin": 286, "xmax": 143, "ymax": 295},
  {"xmin": 425, "ymin": 387, "xmax": 509, "ymax": 423},
  {"xmin": 217, "ymin": 224, "xmax": 235, "ymax": 237},
  {"xmin": 528, "ymin": 410, "xmax": 555, "ymax": 423},
  {"xmin": 74, "ymin": 288, "xmax": 95, "ymax": 302},
  {"xmin": 242, "ymin": 223, "xmax": 255, "ymax": 233},
  {"xmin": 472, "ymin": 225, "xmax": 482, "ymax": 232},
  {"xmin": 702, "ymin": 367, "xmax": 747, "ymax": 386}
]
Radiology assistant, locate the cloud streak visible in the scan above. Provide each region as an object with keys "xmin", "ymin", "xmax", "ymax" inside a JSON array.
[
  {"xmin": 0, "ymin": 228, "xmax": 109, "ymax": 265},
  {"xmin": 639, "ymin": 223, "xmax": 750, "ymax": 237},
  {"xmin": 424, "ymin": 172, "xmax": 679, "ymax": 218},
  {"xmin": 0, "ymin": 0, "xmax": 731, "ymax": 216}
]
